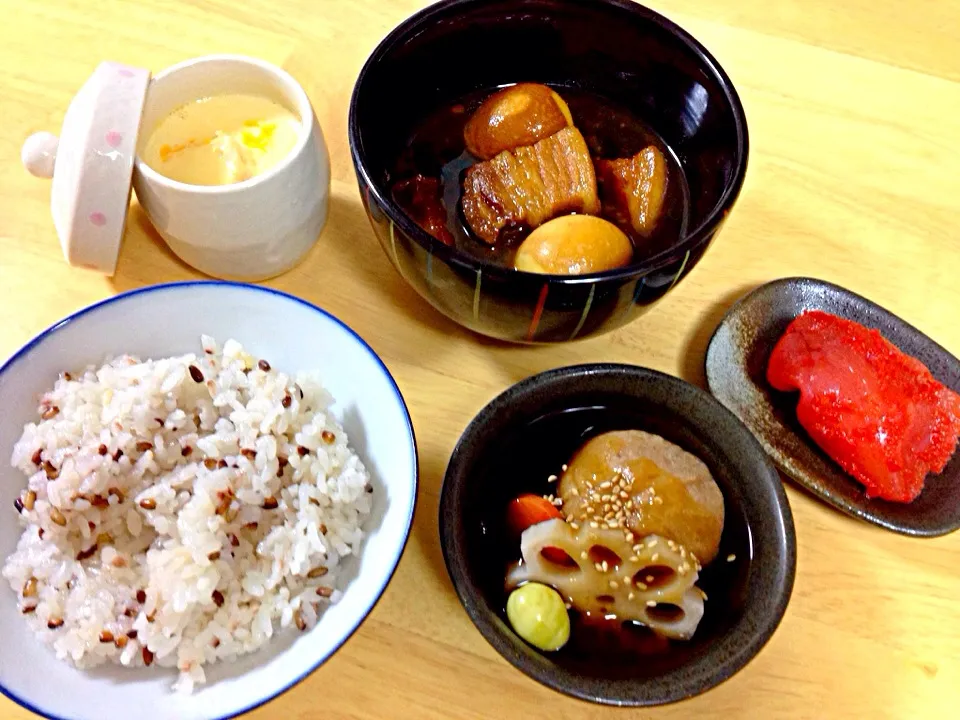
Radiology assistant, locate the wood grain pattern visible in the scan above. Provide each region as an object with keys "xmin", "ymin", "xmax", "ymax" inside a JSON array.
[{"xmin": 1, "ymin": 1, "xmax": 959, "ymax": 718}]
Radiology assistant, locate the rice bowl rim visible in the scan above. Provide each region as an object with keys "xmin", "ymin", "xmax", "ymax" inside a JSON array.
[{"xmin": 0, "ymin": 280, "xmax": 420, "ymax": 720}]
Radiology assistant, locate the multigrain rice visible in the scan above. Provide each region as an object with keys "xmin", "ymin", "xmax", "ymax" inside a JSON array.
[{"xmin": 2, "ymin": 336, "xmax": 373, "ymax": 693}]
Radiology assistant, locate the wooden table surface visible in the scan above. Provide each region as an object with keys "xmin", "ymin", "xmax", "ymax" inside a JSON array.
[{"xmin": 2, "ymin": 0, "xmax": 959, "ymax": 718}]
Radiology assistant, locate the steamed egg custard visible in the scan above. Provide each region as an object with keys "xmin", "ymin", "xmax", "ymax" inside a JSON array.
[{"xmin": 142, "ymin": 94, "xmax": 300, "ymax": 186}]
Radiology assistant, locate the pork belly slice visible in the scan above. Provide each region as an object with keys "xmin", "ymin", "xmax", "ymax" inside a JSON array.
[
  {"xmin": 596, "ymin": 145, "xmax": 668, "ymax": 238},
  {"xmin": 461, "ymin": 126, "xmax": 601, "ymax": 245}
]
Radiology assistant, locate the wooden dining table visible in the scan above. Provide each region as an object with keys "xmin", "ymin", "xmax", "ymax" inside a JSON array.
[{"xmin": 1, "ymin": 0, "xmax": 958, "ymax": 717}]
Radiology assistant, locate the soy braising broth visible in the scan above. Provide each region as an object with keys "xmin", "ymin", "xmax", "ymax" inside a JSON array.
[{"xmin": 390, "ymin": 86, "xmax": 690, "ymax": 270}]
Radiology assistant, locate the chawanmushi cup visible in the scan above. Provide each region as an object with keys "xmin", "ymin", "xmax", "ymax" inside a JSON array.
[{"xmin": 23, "ymin": 54, "xmax": 330, "ymax": 280}]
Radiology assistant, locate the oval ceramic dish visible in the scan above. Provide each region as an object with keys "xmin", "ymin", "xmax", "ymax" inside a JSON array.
[
  {"xmin": 705, "ymin": 277, "xmax": 960, "ymax": 537},
  {"xmin": 439, "ymin": 364, "xmax": 796, "ymax": 706}
]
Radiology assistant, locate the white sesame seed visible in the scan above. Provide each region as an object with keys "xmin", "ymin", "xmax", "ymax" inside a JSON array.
[
  {"xmin": 647, "ymin": 539, "xmax": 658, "ymax": 548},
  {"xmin": 625, "ymin": 532, "xmax": 635, "ymax": 543},
  {"xmin": 701, "ymin": 590, "xmax": 708, "ymax": 601},
  {"xmin": 599, "ymin": 480, "xmax": 612, "ymax": 490},
  {"xmin": 595, "ymin": 562, "xmax": 603, "ymax": 572},
  {"xmin": 619, "ymin": 490, "xmax": 629, "ymax": 500},
  {"xmin": 561, "ymin": 464, "xmax": 568, "ymax": 471},
  {"xmin": 609, "ymin": 580, "xmax": 619, "ymax": 590},
  {"xmin": 547, "ymin": 474, "xmax": 558, "ymax": 483},
  {"xmin": 571, "ymin": 488, "xmax": 579, "ymax": 496},
  {"xmin": 571, "ymin": 522, "xmax": 580, "ymax": 530},
  {"xmin": 646, "ymin": 600, "xmax": 656, "ymax": 607},
  {"xmin": 625, "ymin": 501, "xmax": 634, "ymax": 510},
  {"xmin": 629, "ymin": 555, "xmax": 638, "ymax": 563},
  {"xmin": 601, "ymin": 560, "xmax": 609, "ymax": 572},
  {"xmin": 636, "ymin": 582, "xmax": 648, "ymax": 590},
  {"xmin": 628, "ymin": 592, "xmax": 635, "ymax": 601},
  {"xmin": 590, "ymin": 521, "xmax": 599, "ymax": 529},
  {"xmin": 580, "ymin": 551, "xmax": 588, "ymax": 560},
  {"xmin": 654, "ymin": 496, "xmax": 663, "ymax": 505},
  {"xmin": 727, "ymin": 554, "xmax": 736, "ymax": 562},
  {"xmin": 646, "ymin": 575, "xmax": 654, "ymax": 583},
  {"xmin": 651, "ymin": 553, "xmax": 659, "ymax": 562}
]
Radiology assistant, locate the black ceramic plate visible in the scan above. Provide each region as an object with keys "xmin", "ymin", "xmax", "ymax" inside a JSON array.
[
  {"xmin": 439, "ymin": 364, "xmax": 796, "ymax": 706},
  {"xmin": 705, "ymin": 277, "xmax": 960, "ymax": 537}
]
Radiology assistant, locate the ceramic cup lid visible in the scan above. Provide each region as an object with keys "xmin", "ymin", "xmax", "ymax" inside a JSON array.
[{"xmin": 21, "ymin": 61, "xmax": 151, "ymax": 276}]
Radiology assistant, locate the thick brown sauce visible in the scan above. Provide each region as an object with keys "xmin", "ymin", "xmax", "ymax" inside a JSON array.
[{"xmin": 391, "ymin": 86, "xmax": 690, "ymax": 268}]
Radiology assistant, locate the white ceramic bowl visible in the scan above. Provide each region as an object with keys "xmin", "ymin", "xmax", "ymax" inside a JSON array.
[
  {"xmin": 132, "ymin": 55, "xmax": 331, "ymax": 281},
  {"xmin": 0, "ymin": 282, "xmax": 418, "ymax": 720}
]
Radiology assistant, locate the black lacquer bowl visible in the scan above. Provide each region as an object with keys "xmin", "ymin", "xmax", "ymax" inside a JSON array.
[
  {"xmin": 439, "ymin": 365, "xmax": 796, "ymax": 705},
  {"xmin": 348, "ymin": 0, "xmax": 749, "ymax": 343}
]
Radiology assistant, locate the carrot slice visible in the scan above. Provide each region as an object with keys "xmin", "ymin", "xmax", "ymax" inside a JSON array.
[
  {"xmin": 507, "ymin": 494, "xmax": 563, "ymax": 536},
  {"xmin": 507, "ymin": 495, "xmax": 571, "ymax": 564}
]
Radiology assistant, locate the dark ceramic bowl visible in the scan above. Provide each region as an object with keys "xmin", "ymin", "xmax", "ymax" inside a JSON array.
[
  {"xmin": 439, "ymin": 364, "xmax": 796, "ymax": 705},
  {"xmin": 348, "ymin": 0, "xmax": 749, "ymax": 344}
]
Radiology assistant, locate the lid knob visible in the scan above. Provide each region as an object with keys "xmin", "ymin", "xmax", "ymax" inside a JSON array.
[{"xmin": 22, "ymin": 131, "xmax": 59, "ymax": 179}]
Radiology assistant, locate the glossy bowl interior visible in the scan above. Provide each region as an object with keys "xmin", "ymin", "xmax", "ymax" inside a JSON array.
[
  {"xmin": 0, "ymin": 282, "xmax": 417, "ymax": 720},
  {"xmin": 349, "ymin": 0, "xmax": 748, "ymax": 343},
  {"xmin": 439, "ymin": 364, "xmax": 794, "ymax": 705}
]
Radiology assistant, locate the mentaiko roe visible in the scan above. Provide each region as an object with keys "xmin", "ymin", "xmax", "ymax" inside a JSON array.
[{"xmin": 767, "ymin": 310, "xmax": 960, "ymax": 503}]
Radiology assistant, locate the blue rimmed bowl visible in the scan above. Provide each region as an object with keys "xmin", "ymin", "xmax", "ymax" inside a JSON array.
[
  {"xmin": 348, "ymin": 0, "xmax": 749, "ymax": 343},
  {"xmin": 0, "ymin": 282, "xmax": 418, "ymax": 720}
]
